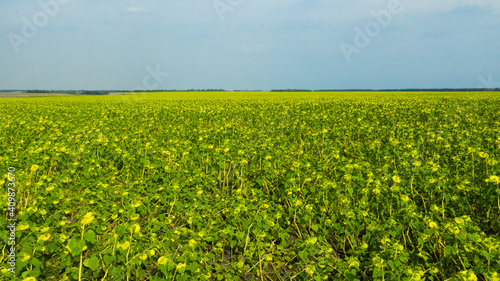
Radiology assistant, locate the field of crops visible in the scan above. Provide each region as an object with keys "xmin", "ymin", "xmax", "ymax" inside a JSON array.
[{"xmin": 1, "ymin": 91, "xmax": 500, "ymax": 280}]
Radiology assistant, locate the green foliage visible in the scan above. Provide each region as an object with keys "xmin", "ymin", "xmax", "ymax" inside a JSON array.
[
  {"xmin": 0, "ymin": 91, "xmax": 499, "ymax": 280},
  {"xmin": 68, "ymin": 238, "xmax": 86, "ymax": 256}
]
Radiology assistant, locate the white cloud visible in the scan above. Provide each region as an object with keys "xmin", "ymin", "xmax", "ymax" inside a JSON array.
[{"xmin": 127, "ymin": 7, "xmax": 145, "ymax": 13}]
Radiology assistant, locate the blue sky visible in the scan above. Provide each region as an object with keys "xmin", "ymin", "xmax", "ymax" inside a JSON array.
[{"xmin": 1, "ymin": 0, "xmax": 499, "ymax": 90}]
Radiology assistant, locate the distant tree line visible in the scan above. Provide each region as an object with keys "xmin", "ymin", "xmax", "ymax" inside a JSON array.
[
  {"xmin": 232, "ymin": 90, "xmax": 263, "ymax": 92},
  {"xmin": 78, "ymin": 91, "xmax": 109, "ymax": 95},
  {"xmin": 26, "ymin": 90, "xmax": 53, "ymax": 93},
  {"xmin": 271, "ymin": 89, "xmax": 313, "ymax": 92},
  {"xmin": 21, "ymin": 88, "xmax": 500, "ymax": 94},
  {"xmin": 25, "ymin": 90, "xmax": 109, "ymax": 95},
  {"xmin": 124, "ymin": 89, "xmax": 227, "ymax": 92},
  {"xmin": 313, "ymin": 88, "xmax": 500, "ymax": 92}
]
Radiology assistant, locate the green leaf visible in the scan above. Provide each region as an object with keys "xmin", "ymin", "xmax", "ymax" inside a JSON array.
[
  {"xmin": 84, "ymin": 230, "xmax": 96, "ymax": 243},
  {"xmin": 167, "ymin": 261, "xmax": 176, "ymax": 271},
  {"xmin": 230, "ymin": 239, "xmax": 237, "ymax": 248},
  {"xmin": 84, "ymin": 255, "xmax": 100, "ymax": 270},
  {"xmin": 31, "ymin": 257, "xmax": 43, "ymax": 267},
  {"xmin": 235, "ymin": 231, "xmax": 245, "ymax": 241},
  {"xmin": 109, "ymin": 265, "xmax": 124, "ymax": 279},
  {"xmin": 104, "ymin": 254, "xmax": 116, "ymax": 265},
  {"xmin": 298, "ymin": 250, "xmax": 307, "ymax": 262},
  {"xmin": 68, "ymin": 238, "xmax": 86, "ymax": 256},
  {"xmin": 469, "ymin": 233, "xmax": 478, "ymax": 242},
  {"xmin": 480, "ymin": 250, "xmax": 491, "ymax": 260},
  {"xmin": 159, "ymin": 264, "xmax": 168, "ymax": 277}
]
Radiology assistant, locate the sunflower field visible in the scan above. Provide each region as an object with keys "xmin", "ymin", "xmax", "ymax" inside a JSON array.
[{"xmin": 1, "ymin": 91, "xmax": 500, "ymax": 280}]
